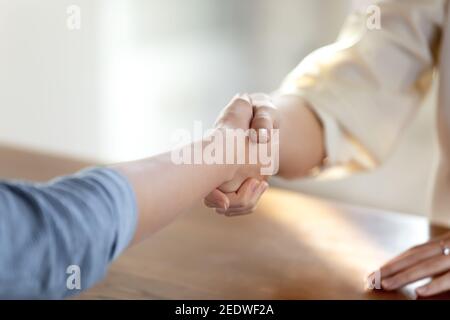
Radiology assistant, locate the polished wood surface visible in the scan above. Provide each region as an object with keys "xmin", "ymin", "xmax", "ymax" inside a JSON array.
[
  {"xmin": 0, "ymin": 144, "xmax": 92, "ymax": 181},
  {"xmin": 1, "ymin": 144, "xmax": 448, "ymax": 299}
]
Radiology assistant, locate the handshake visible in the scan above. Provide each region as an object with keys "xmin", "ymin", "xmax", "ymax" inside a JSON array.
[{"xmin": 202, "ymin": 93, "xmax": 280, "ymax": 217}]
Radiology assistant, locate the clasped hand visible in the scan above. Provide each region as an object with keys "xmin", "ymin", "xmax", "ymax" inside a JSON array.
[{"xmin": 203, "ymin": 93, "xmax": 279, "ymax": 216}]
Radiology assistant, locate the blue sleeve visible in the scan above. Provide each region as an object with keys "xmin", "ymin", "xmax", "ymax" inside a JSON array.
[{"xmin": 0, "ymin": 167, "xmax": 138, "ymax": 299}]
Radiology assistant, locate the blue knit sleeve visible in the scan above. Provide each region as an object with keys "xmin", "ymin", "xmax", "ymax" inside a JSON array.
[{"xmin": 0, "ymin": 167, "xmax": 137, "ymax": 299}]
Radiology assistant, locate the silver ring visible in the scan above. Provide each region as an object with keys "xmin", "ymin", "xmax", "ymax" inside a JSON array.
[{"xmin": 441, "ymin": 241, "xmax": 450, "ymax": 256}]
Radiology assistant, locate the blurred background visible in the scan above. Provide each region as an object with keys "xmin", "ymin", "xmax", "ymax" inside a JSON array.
[{"xmin": 0, "ymin": 0, "xmax": 438, "ymax": 216}]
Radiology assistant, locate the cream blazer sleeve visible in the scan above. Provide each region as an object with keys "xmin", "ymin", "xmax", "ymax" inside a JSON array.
[{"xmin": 278, "ymin": 0, "xmax": 446, "ymax": 174}]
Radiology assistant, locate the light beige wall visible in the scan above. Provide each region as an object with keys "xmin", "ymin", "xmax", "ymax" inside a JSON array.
[
  {"xmin": 0, "ymin": 0, "xmax": 103, "ymax": 160},
  {"xmin": 0, "ymin": 0, "xmax": 350, "ymax": 160}
]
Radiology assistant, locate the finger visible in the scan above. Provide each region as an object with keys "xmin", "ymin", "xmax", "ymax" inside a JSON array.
[
  {"xmin": 204, "ymin": 199, "xmax": 216, "ymax": 207},
  {"xmin": 237, "ymin": 180, "xmax": 268, "ymax": 211},
  {"xmin": 218, "ymin": 181, "xmax": 269, "ymax": 216},
  {"xmin": 228, "ymin": 178, "xmax": 260, "ymax": 208},
  {"xmin": 204, "ymin": 189, "xmax": 230, "ymax": 210},
  {"xmin": 381, "ymin": 255, "xmax": 450, "ymax": 290},
  {"xmin": 229, "ymin": 93, "xmax": 252, "ymax": 115},
  {"xmin": 387, "ymin": 240, "xmax": 440, "ymax": 265},
  {"xmin": 250, "ymin": 106, "xmax": 274, "ymax": 143},
  {"xmin": 204, "ymin": 199, "xmax": 226, "ymax": 210},
  {"xmin": 249, "ymin": 94, "xmax": 274, "ymax": 144},
  {"xmin": 416, "ymin": 271, "xmax": 450, "ymax": 297},
  {"xmin": 225, "ymin": 182, "xmax": 269, "ymax": 216},
  {"xmin": 216, "ymin": 93, "xmax": 253, "ymax": 129},
  {"xmin": 215, "ymin": 178, "xmax": 260, "ymax": 214},
  {"xmin": 227, "ymin": 92, "xmax": 252, "ymax": 110},
  {"xmin": 379, "ymin": 242, "xmax": 442, "ymax": 279},
  {"xmin": 219, "ymin": 207, "xmax": 254, "ymax": 216}
]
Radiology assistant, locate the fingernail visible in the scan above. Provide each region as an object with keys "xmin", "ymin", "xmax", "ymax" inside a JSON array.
[{"xmin": 223, "ymin": 198, "xmax": 229, "ymax": 210}]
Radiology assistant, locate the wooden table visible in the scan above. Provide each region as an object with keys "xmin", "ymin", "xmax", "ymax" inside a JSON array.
[{"xmin": 1, "ymin": 144, "xmax": 448, "ymax": 299}]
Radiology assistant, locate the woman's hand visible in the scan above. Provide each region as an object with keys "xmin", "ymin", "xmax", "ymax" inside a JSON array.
[
  {"xmin": 372, "ymin": 232, "xmax": 450, "ymax": 297},
  {"xmin": 204, "ymin": 93, "xmax": 279, "ymax": 216},
  {"xmin": 205, "ymin": 92, "xmax": 325, "ymax": 216}
]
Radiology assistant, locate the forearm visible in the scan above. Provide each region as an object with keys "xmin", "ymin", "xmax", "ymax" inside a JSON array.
[
  {"xmin": 274, "ymin": 94, "xmax": 325, "ymax": 179},
  {"xmin": 114, "ymin": 137, "xmax": 238, "ymax": 245}
]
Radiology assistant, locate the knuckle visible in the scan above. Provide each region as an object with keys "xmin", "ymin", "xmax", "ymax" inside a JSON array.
[
  {"xmin": 254, "ymin": 109, "xmax": 273, "ymax": 120},
  {"xmin": 253, "ymin": 114, "xmax": 272, "ymax": 123}
]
